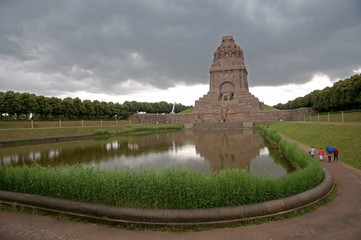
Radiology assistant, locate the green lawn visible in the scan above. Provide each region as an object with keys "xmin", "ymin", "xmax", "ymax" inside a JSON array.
[
  {"xmin": 178, "ymin": 107, "xmax": 194, "ymax": 114},
  {"xmin": 269, "ymin": 122, "xmax": 361, "ymax": 170},
  {"xmin": 260, "ymin": 103, "xmax": 277, "ymax": 110},
  {"xmin": 0, "ymin": 124, "xmax": 181, "ymax": 141},
  {"xmin": 0, "ymin": 126, "xmax": 123, "ymax": 141}
]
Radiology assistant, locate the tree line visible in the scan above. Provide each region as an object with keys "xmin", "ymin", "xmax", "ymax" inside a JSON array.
[
  {"xmin": 0, "ymin": 91, "xmax": 192, "ymax": 120},
  {"xmin": 273, "ymin": 74, "xmax": 361, "ymax": 112}
]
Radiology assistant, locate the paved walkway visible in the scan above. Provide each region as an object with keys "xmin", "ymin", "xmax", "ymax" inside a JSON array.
[{"xmin": 1, "ymin": 140, "xmax": 361, "ymax": 239}]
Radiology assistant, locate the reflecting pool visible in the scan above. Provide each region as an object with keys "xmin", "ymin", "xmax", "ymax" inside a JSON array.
[{"xmin": 0, "ymin": 129, "xmax": 296, "ymax": 177}]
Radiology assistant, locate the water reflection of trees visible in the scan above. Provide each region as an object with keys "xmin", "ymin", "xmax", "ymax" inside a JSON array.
[
  {"xmin": 0, "ymin": 132, "xmax": 188, "ymax": 166},
  {"xmin": 0, "ymin": 130, "xmax": 295, "ymax": 174}
]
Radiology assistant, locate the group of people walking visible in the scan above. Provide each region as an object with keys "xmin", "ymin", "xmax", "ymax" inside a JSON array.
[{"xmin": 309, "ymin": 146, "xmax": 339, "ymax": 163}]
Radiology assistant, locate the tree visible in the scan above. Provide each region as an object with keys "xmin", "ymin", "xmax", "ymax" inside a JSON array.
[
  {"xmin": 73, "ymin": 98, "xmax": 86, "ymax": 119},
  {"xmin": 61, "ymin": 97, "xmax": 78, "ymax": 119},
  {"xmin": 36, "ymin": 96, "xmax": 53, "ymax": 120},
  {"xmin": 0, "ymin": 90, "xmax": 194, "ymax": 120},
  {"xmin": 0, "ymin": 92, "xmax": 5, "ymax": 119},
  {"xmin": 83, "ymin": 100, "xmax": 95, "ymax": 119},
  {"xmin": 120, "ymin": 101, "xmax": 133, "ymax": 119},
  {"xmin": 2, "ymin": 91, "xmax": 21, "ymax": 118},
  {"xmin": 273, "ymin": 74, "xmax": 361, "ymax": 112},
  {"xmin": 49, "ymin": 97, "xmax": 63, "ymax": 119},
  {"xmin": 92, "ymin": 100, "xmax": 105, "ymax": 118},
  {"xmin": 19, "ymin": 92, "xmax": 38, "ymax": 119}
]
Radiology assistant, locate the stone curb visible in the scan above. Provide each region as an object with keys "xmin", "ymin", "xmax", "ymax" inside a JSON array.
[{"xmin": 0, "ymin": 168, "xmax": 334, "ymax": 227}]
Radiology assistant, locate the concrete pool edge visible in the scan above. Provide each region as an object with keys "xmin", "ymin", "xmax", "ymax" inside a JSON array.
[{"xmin": 0, "ymin": 168, "xmax": 334, "ymax": 227}]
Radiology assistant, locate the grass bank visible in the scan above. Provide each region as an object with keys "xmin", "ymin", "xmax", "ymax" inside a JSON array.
[
  {"xmin": 0, "ymin": 126, "xmax": 324, "ymax": 209},
  {"xmin": 121, "ymin": 124, "xmax": 183, "ymax": 133},
  {"xmin": 0, "ymin": 124, "xmax": 183, "ymax": 142},
  {"xmin": 268, "ymin": 122, "xmax": 361, "ymax": 170}
]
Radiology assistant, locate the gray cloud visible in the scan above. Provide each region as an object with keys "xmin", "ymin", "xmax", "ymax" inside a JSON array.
[{"xmin": 0, "ymin": 0, "xmax": 360, "ymax": 101}]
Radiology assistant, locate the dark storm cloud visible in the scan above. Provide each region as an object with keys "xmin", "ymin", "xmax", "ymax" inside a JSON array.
[{"xmin": 0, "ymin": 0, "xmax": 360, "ymax": 99}]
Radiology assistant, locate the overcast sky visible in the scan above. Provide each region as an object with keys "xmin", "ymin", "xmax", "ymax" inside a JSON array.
[{"xmin": 1, "ymin": 0, "xmax": 360, "ymax": 106}]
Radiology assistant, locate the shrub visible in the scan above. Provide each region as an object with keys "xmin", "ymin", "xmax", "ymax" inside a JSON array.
[{"xmin": 93, "ymin": 129, "xmax": 111, "ymax": 136}]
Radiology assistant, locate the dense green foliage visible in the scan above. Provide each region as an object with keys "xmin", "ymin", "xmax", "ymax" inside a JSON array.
[
  {"xmin": 0, "ymin": 128, "xmax": 323, "ymax": 209},
  {"xmin": 273, "ymin": 74, "xmax": 361, "ymax": 112},
  {"xmin": 0, "ymin": 91, "xmax": 192, "ymax": 120},
  {"xmin": 269, "ymin": 122, "xmax": 361, "ymax": 170}
]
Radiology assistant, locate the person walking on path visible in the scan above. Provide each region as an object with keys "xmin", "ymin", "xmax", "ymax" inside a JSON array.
[
  {"xmin": 318, "ymin": 148, "xmax": 325, "ymax": 161},
  {"xmin": 326, "ymin": 151, "xmax": 332, "ymax": 163},
  {"xmin": 334, "ymin": 147, "xmax": 339, "ymax": 162},
  {"xmin": 309, "ymin": 146, "xmax": 316, "ymax": 158}
]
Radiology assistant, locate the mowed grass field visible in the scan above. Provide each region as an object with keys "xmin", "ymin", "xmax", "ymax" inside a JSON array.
[
  {"xmin": 0, "ymin": 126, "xmax": 125, "ymax": 141},
  {"xmin": 0, "ymin": 116, "xmax": 143, "ymax": 141},
  {"xmin": 305, "ymin": 111, "xmax": 361, "ymax": 122},
  {"xmin": 269, "ymin": 122, "xmax": 361, "ymax": 170}
]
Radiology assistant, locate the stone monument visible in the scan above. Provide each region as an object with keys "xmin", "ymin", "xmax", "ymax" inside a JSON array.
[
  {"xmin": 193, "ymin": 35, "xmax": 260, "ymax": 124},
  {"xmin": 136, "ymin": 35, "xmax": 311, "ymax": 127}
]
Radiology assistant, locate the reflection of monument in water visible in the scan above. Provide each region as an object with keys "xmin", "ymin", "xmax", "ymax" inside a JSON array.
[{"xmin": 192, "ymin": 130, "xmax": 262, "ymax": 171}]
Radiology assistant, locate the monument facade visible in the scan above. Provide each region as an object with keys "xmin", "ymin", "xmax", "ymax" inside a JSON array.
[{"xmin": 193, "ymin": 35, "xmax": 260, "ymax": 124}]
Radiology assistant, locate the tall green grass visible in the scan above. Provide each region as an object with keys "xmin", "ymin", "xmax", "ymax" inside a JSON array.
[
  {"xmin": 259, "ymin": 126, "xmax": 323, "ymax": 192},
  {"xmin": 0, "ymin": 127, "xmax": 324, "ymax": 209}
]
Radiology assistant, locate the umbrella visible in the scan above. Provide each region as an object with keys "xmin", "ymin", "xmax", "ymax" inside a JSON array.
[{"xmin": 326, "ymin": 146, "xmax": 335, "ymax": 153}]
